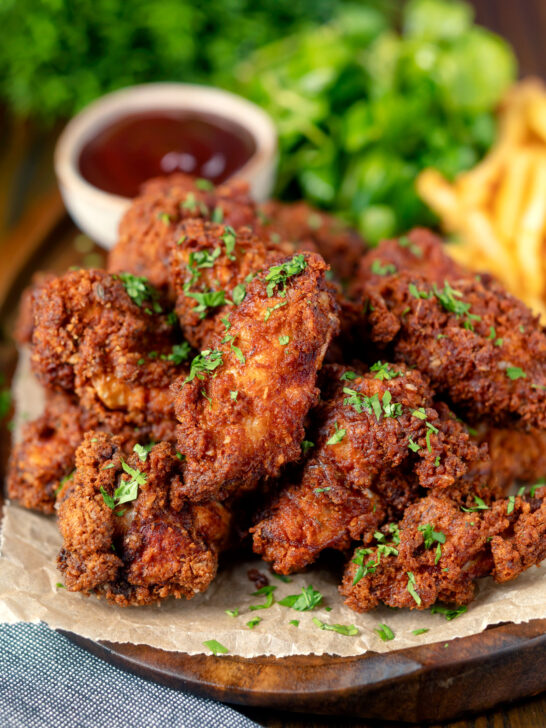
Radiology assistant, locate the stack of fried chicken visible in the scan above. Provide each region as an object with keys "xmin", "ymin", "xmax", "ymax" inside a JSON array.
[{"xmin": 8, "ymin": 173, "xmax": 546, "ymax": 613}]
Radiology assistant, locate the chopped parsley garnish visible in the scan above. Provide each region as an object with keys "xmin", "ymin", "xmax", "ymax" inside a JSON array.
[
  {"xmin": 278, "ymin": 585, "xmax": 323, "ymax": 611},
  {"xmin": 118, "ymin": 273, "xmax": 162, "ymax": 313},
  {"xmin": 221, "ymin": 334, "xmax": 245, "ymax": 364},
  {"xmin": 264, "ymin": 300, "xmax": 287, "ymax": 321},
  {"xmin": 100, "ymin": 460, "xmax": 147, "ymax": 512},
  {"xmin": 351, "ymin": 548, "xmax": 376, "ymax": 586},
  {"xmin": 265, "ymin": 254, "xmax": 307, "ymax": 298},
  {"xmin": 433, "ymin": 281, "xmax": 480, "ymax": 327},
  {"xmin": 289, "ymin": 620, "xmax": 300, "ymax": 627},
  {"xmin": 221, "ymin": 226, "xmax": 237, "ymax": 260},
  {"xmin": 340, "ymin": 371, "xmax": 358, "ymax": 381},
  {"xmin": 506, "ymin": 495, "xmax": 515, "ymax": 514},
  {"xmin": 211, "ymin": 206, "xmax": 224, "ymax": 223},
  {"xmin": 133, "ymin": 443, "xmax": 151, "ymax": 462},
  {"xmin": 418, "ymin": 523, "xmax": 446, "ymax": 550},
  {"xmin": 326, "ymin": 422, "xmax": 345, "ymax": 445},
  {"xmin": 249, "ymin": 585, "xmax": 277, "ymax": 611},
  {"xmin": 185, "ymin": 289, "xmax": 226, "ymax": 318},
  {"xmin": 314, "ymin": 487, "xmax": 331, "ymax": 495},
  {"xmin": 201, "ymin": 390, "xmax": 212, "ymax": 408},
  {"xmin": 232, "ymin": 283, "xmax": 246, "ymax": 305},
  {"xmin": 430, "ymin": 604, "xmax": 467, "ymax": 621},
  {"xmin": 312, "ymin": 618, "xmax": 358, "ymax": 636},
  {"xmin": 55, "ymin": 470, "xmax": 75, "ymax": 495},
  {"xmin": 195, "ymin": 178, "xmax": 214, "ymax": 191},
  {"xmin": 506, "ymin": 366, "xmax": 526, "ymax": 380},
  {"xmin": 246, "ymin": 617, "xmax": 262, "ymax": 629},
  {"xmin": 230, "ymin": 390, "xmax": 238, "ymax": 401},
  {"xmin": 184, "ymin": 349, "xmax": 223, "ymax": 383},
  {"xmin": 278, "ymin": 335, "xmax": 290, "ymax": 346},
  {"xmin": 412, "ymin": 408, "xmax": 427, "ymax": 420},
  {"xmin": 409, "ymin": 283, "xmax": 432, "ymax": 300},
  {"xmin": 271, "ymin": 573, "xmax": 292, "ymax": 583},
  {"xmin": 371, "ymin": 259, "xmax": 397, "ymax": 276},
  {"xmin": 202, "ymin": 639, "xmax": 229, "ymax": 655},
  {"xmin": 375, "ymin": 623, "xmax": 395, "ymax": 641},
  {"xmin": 460, "ymin": 495, "xmax": 490, "ymax": 513},
  {"xmin": 225, "ymin": 608, "xmax": 239, "ymax": 618},
  {"xmin": 398, "ymin": 235, "xmax": 423, "ymax": 256},
  {"xmin": 406, "ymin": 571, "xmax": 421, "ymax": 606},
  {"xmin": 161, "ymin": 342, "xmax": 191, "ymax": 365},
  {"xmin": 55, "ymin": 582, "xmax": 66, "ymax": 589},
  {"xmin": 157, "ymin": 211, "xmax": 171, "ymax": 225},
  {"xmin": 370, "ymin": 361, "xmax": 403, "ymax": 380},
  {"xmin": 382, "ymin": 390, "xmax": 403, "ymax": 418},
  {"xmin": 301, "ymin": 440, "xmax": 314, "ymax": 454},
  {"xmin": 412, "ymin": 628, "xmax": 429, "ymax": 635},
  {"xmin": 388, "ymin": 523, "xmax": 401, "ymax": 545},
  {"xmin": 408, "ymin": 438, "xmax": 421, "ymax": 453}
]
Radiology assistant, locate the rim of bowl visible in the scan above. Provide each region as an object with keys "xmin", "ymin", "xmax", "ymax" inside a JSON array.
[{"xmin": 54, "ymin": 82, "xmax": 278, "ymax": 210}]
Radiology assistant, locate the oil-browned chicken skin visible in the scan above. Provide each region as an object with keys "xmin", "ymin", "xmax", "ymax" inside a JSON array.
[
  {"xmin": 57, "ymin": 432, "xmax": 231, "ymax": 606},
  {"xmin": 174, "ymin": 252, "xmax": 339, "ymax": 502},
  {"xmin": 357, "ymin": 238, "xmax": 546, "ymax": 428},
  {"xmin": 341, "ymin": 488, "xmax": 546, "ymax": 612},
  {"xmin": 251, "ymin": 363, "xmax": 482, "ymax": 574}
]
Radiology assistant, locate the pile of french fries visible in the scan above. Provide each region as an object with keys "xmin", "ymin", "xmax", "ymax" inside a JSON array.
[{"xmin": 417, "ymin": 78, "xmax": 546, "ymax": 321}]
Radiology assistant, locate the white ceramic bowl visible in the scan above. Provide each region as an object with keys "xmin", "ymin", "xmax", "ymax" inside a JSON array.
[{"xmin": 54, "ymin": 83, "xmax": 278, "ymax": 249}]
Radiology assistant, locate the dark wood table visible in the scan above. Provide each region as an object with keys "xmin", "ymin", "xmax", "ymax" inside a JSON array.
[{"xmin": 0, "ymin": 1, "xmax": 544, "ymax": 726}]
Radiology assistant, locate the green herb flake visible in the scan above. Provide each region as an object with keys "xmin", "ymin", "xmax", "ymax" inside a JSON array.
[
  {"xmin": 406, "ymin": 571, "xmax": 421, "ymax": 606},
  {"xmin": 312, "ymin": 618, "xmax": 358, "ymax": 636},
  {"xmin": 340, "ymin": 371, "xmax": 358, "ymax": 381},
  {"xmin": 264, "ymin": 300, "xmax": 288, "ymax": 321},
  {"xmin": 408, "ymin": 438, "xmax": 421, "ymax": 453},
  {"xmin": 203, "ymin": 639, "xmax": 229, "ymax": 655},
  {"xmin": 430, "ymin": 604, "xmax": 467, "ymax": 621},
  {"xmin": 271, "ymin": 573, "xmax": 292, "ymax": 583},
  {"xmin": 195, "ymin": 178, "xmax": 214, "ymax": 191},
  {"xmin": 278, "ymin": 585, "xmax": 322, "ymax": 611},
  {"xmin": 371, "ymin": 259, "xmax": 397, "ymax": 276},
  {"xmin": 326, "ymin": 422, "xmax": 346, "ymax": 445},
  {"xmin": 246, "ymin": 617, "xmax": 262, "ymax": 629},
  {"xmin": 265, "ymin": 254, "xmax": 307, "ymax": 298},
  {"xmin": 461, "ymin": 495, "xmax": 490, "ymax": 513},
  {"xmin": 225, "ymin": 608, "xmax": 239, "ymax": 618},
  {"xmin": 230, "ymin": 390, "xmax": 238, "ymax": 401},
  {"xmin": 184, "ymin": 349, "xmax": 223, "ymax": 384},
  {"xmin": 375, "ymin": 623, "xmax": 395, "ymax": 641},
  {"xmin": 417, "ymin": 523, "xmax": 446, "ymax": 550},
  {"xmin": 506, "ymin": 366, "xmax": 526, "ymax": 380},
  {"xmin": 211, "ymin": 206, "xmax": 224, "ymax": 223},
  {"xmin": 314, "ymin": 487, "xmax": 331, "ymax": 495},
  {"xmin": 507, "ymin": 495, "xmax": 515, "ymax": 514},
  {"xmin": 232, "ymin": 283, "xmax": 246, "ymax": 305},
  {"xmin": 133, "ymin": 443, "xmax": 149, "ymax": 462},
  {"xmin": 370, "ymin": 361, "xmax": 403, "ymax": 380},
  {"xmin": 412, "ymin": 628, "xmax": 429, "ymax": 635},
  {"xmin": 249, "ymin": 585, "xmax": 277, "ymax": 611},
  {"xmin": 301, "ymin": 440, "xmax": 314, "ymax": 454},
  {"xmin": 55, "ymin": 582, "xmax": 65, "ymax": 589},
  {"xmin": 161, "ymin": 342, "xmax": 191, "ymax": 365},
  {"xmin": 289, "ymin": 619, "xmax": 299, "ymax": 627},
  {"xmin": 118, "ymin": 273, "xmax": 162, "ymax": 313}
]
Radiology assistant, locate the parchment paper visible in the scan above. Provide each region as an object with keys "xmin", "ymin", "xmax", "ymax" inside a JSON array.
[{"xmin": 0, "ymin": 350, "xmax": 544, "ymax": 656}]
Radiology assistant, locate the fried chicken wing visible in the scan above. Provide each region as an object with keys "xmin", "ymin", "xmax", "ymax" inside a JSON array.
[
  {"xmin": 259, "ymin": 200, "xmax": 365, "ymax": 282},
  {"xmin": 341, "ymin": 489, "xmax": 546, "ymax": 612},
  {"xmin": 251, "ymin": 363, "xmax": 481, "ymax": 573},
  {"xmin": 174, "ymin": 252, "xmax": 339, "ymax": 502},
  {"xmin": 29, "ymin": 269, "xmax": 185, "ymax": 429},
  {"xmin": 108, "ymin": 173, "xmax": 258, "ymax": 291},
  {"xmin": 358, "ymin": 240, "xmax": 546, "ymax": 427},
  {"xmin": 169, "ymin": 219, "xmax": 283, "ymax": 349},
  {"xmin": 57, "ymin": 432, "xmax": 231, "ymax": 606}
]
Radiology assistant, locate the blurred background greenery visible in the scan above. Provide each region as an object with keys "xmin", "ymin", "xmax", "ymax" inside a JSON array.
[{"xmin": 0, "ymin": 0, "xmax": 517, "ymax": 242}]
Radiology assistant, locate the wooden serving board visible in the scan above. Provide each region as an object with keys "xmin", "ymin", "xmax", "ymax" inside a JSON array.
[{"xmin": 0, "ymin": 203, "xmax": 545, "ymax": 724}]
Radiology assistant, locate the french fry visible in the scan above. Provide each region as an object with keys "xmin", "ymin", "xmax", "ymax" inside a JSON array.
[{"xmin": 416, "ymin": 78, "xmax": 546, "ymax": 322}]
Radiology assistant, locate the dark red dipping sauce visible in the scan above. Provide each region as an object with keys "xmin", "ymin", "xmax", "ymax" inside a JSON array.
[{"xmin": 78, "ymin": 110, "xmax": 257, "ymax": 198}]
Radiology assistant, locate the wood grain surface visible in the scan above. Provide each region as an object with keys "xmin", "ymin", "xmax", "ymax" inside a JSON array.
[{"xmin": 0, "ymin": 1, "xmax": 545, "ymax": 726}]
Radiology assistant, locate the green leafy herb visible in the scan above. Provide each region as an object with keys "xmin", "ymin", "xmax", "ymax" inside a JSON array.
[
  {"xmin": 412, "ymin": 628, "xmax": 429, "ymax": 636},
  {"xmin": 211, "ymin": 206, "xmax": 224, "ymax": 223},
  {"xmin": 314, "ymin": 487, "xmax": 331, "ymax": 495},
  {"xmin": 370, "ymin": 361, "xmax": 403, "ymax": 380},
  {"xmin": 417, "ymin": 523, "xmax": 446, "ymax": 549},
  {"xmin": 406, "ymin": 571, "xmax": 421, "ymax": 606},
  {"xmin": 289, "ymin": 619, "xmax": 299, "ymax": 627},
  {"xmin": 203, "ymin": 639, "xmax": 229, "ymax": 655},
  {"xmin": 225, "ymin": 608, "xmax": 239, "ymax": 618},
  {"xmin": 411, "ymin": 408, "xmax": 427, "ymax": 420},
  {"xmin": 278, "ymin": 585, "xmax": 322, "ymax": 611},
  {"xmin": 506, "ymin": 366, "xmax": 526, "ymax": 380},
  {"xmin": 264, "ymin": 300, "xmax": 288, "ymax": 321},
  {"xmin": 371, "ymin": 259, "xmax": 397, "ymax": 276},
  {"xmin": 340, "ymin": 371, "xmax": 358, "ymax": 381},
  {"xmin": 230, "ymin": 390, "xmax": 238, "ymax": 401},
  {"xmin": 312, "ymin": 618, "xmax": 358, "ymax": 636},
  {"xmin": 185, "ymin": 289, "xmax": 226, "ymax": 318},
  {"xmin": 278, "ymin": 335, "xmax": 290, "ymax": 345},
  {"xmin": 232, "ymin": 284, "xmax": 246, "ymax": 305},
  {"xmin": 133, "ymin": 443, "xmax": 150, "ymax": 462},
  {"xmin": 249, "ymin": 585, "xmax": 277, "ymax": 611},
  {"xmin": 161, "ymin": 342, "xmax": 192, "ymax": 365},
  {"xmin": 506, "ymin": 495, "xmax": 515, "ymax": 514},
  {"xmin": 118, "ymin": 273, "xmax": 162, "ymax": 313},
  {"xmin": 301, "ymin": 440, "xmax": 314, "ymax": 454},
  {"xmin": 246, "ymin": 617, "xmax": 262, "ymax": 629},
  {"xmin": 460, "ymin": 495, "xmax": 490, "ymax": 513},
  {"xmin": 374, "ymin": 623, "xmax": 395, "ymax": 641},
  {"xmin": 326, "ymin": 422, "xmax": 346, "ymax": 445},
  {"xmin": 265, "ymin": 254, "xmax": 307, "ymax": 297},
  {"xmin": 430, "ymin": 604, "xmax": 467, "ymax": 621},
  {"xmin": 184, "ymin": 349, "xmax": 223, "ymax": 383},
  {"xmin": 408, "ymin": 438, "xmax": 421, "ymax": 453},
  {"xmin": 271, "ymin": 573, "xmax": 292, "ymax": 583},
  {"xmin": 55, "ymin": 582, "xmax": 66, "ymax": 589},
  {"xmin": 222, "ymin": 226, "xmax": 237, "ymax": 260},
  {"xmin": 195, "ymin": 178, "xmax": 214, "ymax": 191},
  {"xmin": 381, "ymin": 390, "xmax": 402, "ymax": 418}
]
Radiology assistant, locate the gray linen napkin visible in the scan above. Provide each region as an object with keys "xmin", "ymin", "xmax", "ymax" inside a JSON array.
[{"xmin": 0, "ymin": 622, "xmax": 262, "ymax": 728}]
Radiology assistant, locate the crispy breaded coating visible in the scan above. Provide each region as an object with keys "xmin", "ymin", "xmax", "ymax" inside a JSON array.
[
  {"xmin": 30, "ymin": 269, "xmax": 185, "ymax": 429},
  {"xmin": 169, "ymin": 219, "xmax": 283, "ymax": 349},
  {"xmin": 14, "ymin": 272, "xmax": 56, "ymax": 345},
  {"xmin": 174, "ymin": 252, "xmax": 339, "ymax": 502},
  {"xmin": 57, "ymin": 432, "xmax": 231, "ymax": 606},
  {"xmin": 108, "ymin": 173, "xmax": 258, "ymax": 291},
  {"xmin": 7, "ymin": 393, "xmax": 83, "ymax": 514},
  {"xmin": 358, "ymin": 242, "xmax": 546, "ymax": 427},
  {"xmin": 259, "ymin": 200, "xmax": 365, "ymax": 282},
  {"xmin": 351, "ymin": 228, "xmax": 464, "ymax": 298},
  {"xmin": 341, "ymin": 489, "xmax": 546, "ymax": 612},
  {"xmin": 6, "ymin": 392, "xmax": 178, "ymax": 515},
  {"xmin": 251, "ymin": 363, "xmax": 480, "ymax": 573}
]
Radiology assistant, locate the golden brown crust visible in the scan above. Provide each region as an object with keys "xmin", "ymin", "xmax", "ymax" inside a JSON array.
[
  {"xmin": 174, "ymin": 252, "xmax": 339, "ymax": 502},
  {"xmin": 57, "ymin": 432, "xmax": 231, "ymax": 606},
  {"xmin": 341, "ymin": 488, "xmax": 546, "ymax": 612},
  {"xmin": 108, "ymin": 173, "xmax": 258, "ymax": 291}
]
